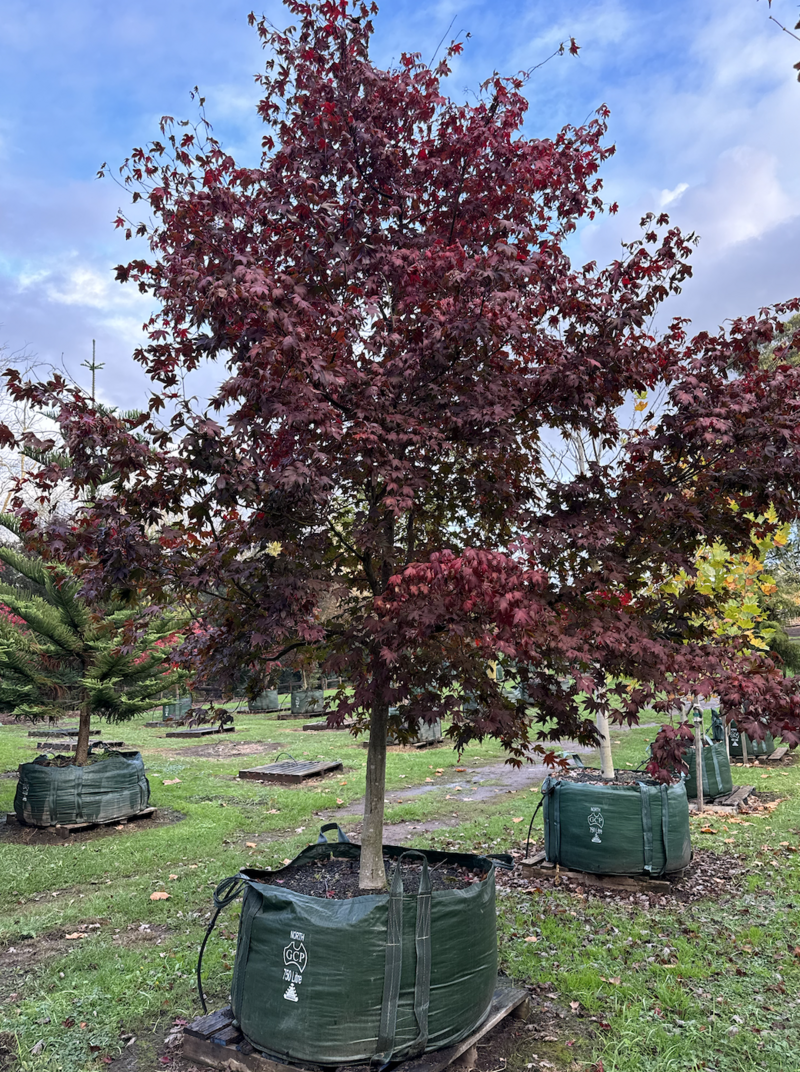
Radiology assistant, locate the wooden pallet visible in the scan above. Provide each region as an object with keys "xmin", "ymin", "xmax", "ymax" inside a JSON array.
[
  {"xmin": 28, "ymin": 728, "xmax": 100, "ymax": 737},
  {"xmin": 688, "ymin": 784, "xmax": 755, "ymax": 814},
  {"xmin": 183, "ymin": 983, "xmax": 529, "ymax": 1072},
  {"xmin": 238, "ymin": 759, "xmax": 343, "ymax": 784},
  {"xmin": 302, "ymin": 719, "xmax": 356, "ymax": 732},
  {"xmin": 520, "ymin": 852, "xmax": 675, "ymax": 894},
  {"xmin": 164, "ymin": 726, "xmax": 236, "ymax": 738},
  {"xmin": 6, "ymin": 806, "xmax": 156, "ymax": 834},
  {"xmin": 276, "ymin": 712, "xmax": 325, "ymax": 721},
  {"xmin": 768, "ymin": 746, "xmax": 790, "ymax": 763},
  {"xmin": 34, "ymin": 740, "xmax": 125, "ymax": 750}
]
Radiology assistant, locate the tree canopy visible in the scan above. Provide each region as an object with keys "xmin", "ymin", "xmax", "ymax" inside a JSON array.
[{"xmin": 3, "ymin": 0, "xmax": 800, "ymax": 884}]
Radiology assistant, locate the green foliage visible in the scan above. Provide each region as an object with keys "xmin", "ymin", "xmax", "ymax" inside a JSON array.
[
  {"xmin": 759, "ymin": 312, "xmax": 800, "ymax": 370},
  {"xmin": 0, "ymin": 514, "xmax": 184, "ymax": 724}
]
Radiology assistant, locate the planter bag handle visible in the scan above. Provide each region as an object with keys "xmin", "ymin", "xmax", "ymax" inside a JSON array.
[
  {"xmin": 638, "ymin": 782, "xmax": 671, "ymax": 877},
  {"xmin": 317, "ymin": 822, "xmax": 351, "ymax": 844},
  {"xmin": 196, "ymin": 875, "xmax": 247, "ymax": 1014},
  {"xmin": 374, "ymin": 850, "xmax": 432, "ymax": 1068}
]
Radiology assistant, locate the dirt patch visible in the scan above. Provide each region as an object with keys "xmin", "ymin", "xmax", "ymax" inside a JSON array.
[
  {"xmin": 465, "ymin": 983, "xmax": 595, "ymax": 1072},
  {"xmin": 171, "ymin": 741, "xmax": 281, "ymax": 760},
  {"xmin": 0, "ymin": 1032, "xmax": 18, "ymax": 1072},
  {"xmin": 0, "ymin": 921, "xmax": 171, "ymax": 998},
  {"xmin": 0, "ymin": 807, "xmax": 185, "ymax": 846},
  {"xmin": 0, "ymin": 931, "xmax": 74, "ymax": 1001}
]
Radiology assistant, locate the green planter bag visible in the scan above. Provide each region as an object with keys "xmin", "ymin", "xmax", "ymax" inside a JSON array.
[
  {"xmin": 248, "ymin": 690, "xmax": 281, "ymax": 713},
  {"xmin": 162, "ymin": 697, "xmax": 191, "ymax": 720},
  {"xmin": 290, "ymin": 689, "xmax": 325, "ymax": 714},
  {"xmin": 388, "ymin": 712, "xmax": 443, "ymax": 745},
  {"xmin": 14, "ymin": 750, "xmax": 150, "ymax": 827},
  {"xmin": 202, "ymin": 825, "xmax": 508, "ymax": 1066},
  {"xmin": 729, "ymin": 722, "xmax": 775, "ymax": 757},
  {"xmin": 685, "ymin": 741, "xmax": 732, "ymax": 800},
  {"xmin": 541, "ymin": 777, "xmax": 691, "ymax": 876}
]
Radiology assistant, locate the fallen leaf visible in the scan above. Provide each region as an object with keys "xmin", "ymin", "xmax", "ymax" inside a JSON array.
[
  {"xmin": 523, "ymin": 935, "xmax": 538, "ymax": 943},
  {"xmin": 282, "ymin": 859, "xmax": 291, "ymax": 866},
  {"xmin": 267, "ymin": 809, "xmax": 280, "ymax": 814},
  {"xmin": 30, "ymin": 1041, "xmax": 45, "ymax": 1055},
  {"xmin": 65, "ymin": 932, "xmax": 87, "ymax": 940},
  {"xmin": 455, "ymin": 767, "xmax": 466, "ymax": 772},
  {"xmin": 762, "ymin": 774, "xmax": 770, "ymax": 779},
  {"xmin": 724, "ymin": 838, "xmax": 735, "ymax": 844},
  {"xmin": 425, "ymin": 778, "xmax": 433, "ymax": 782},
  {"xmin": 700, "ymin": 827, "xmax": 717, "ymax": 834},
  {"xmin": 609, "ymin": 976, "xmax": 621, "ymax": 985},
  {"xmin": 512, "ymin": 817, "xmax": 524, "ymax": 823},
  {"xmin": 245, "ymin": 842, "xmax": 257, "ymax": 849},
  {"xmin": 570, "ymin": 1001, "xmax": 580, "ymax": 1011},
  {"xmin": 150, "ymin": 892, "xmax": 170, "ymax": 901},
  {"xmin": 336, "ymin": 798, "xmax": 344, "ymax": 804},
  {"xmin": 162, "ymin": 779, "xmax": 181, "ymax": 785},
  {"xmin": 169, "ymin": 874, "xmax": 178, "ymax": 880}
]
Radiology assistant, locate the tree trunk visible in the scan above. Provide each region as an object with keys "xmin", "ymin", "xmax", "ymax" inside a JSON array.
[
  {"xmin": 74, "ymin": 702, "xmax": 92, "ymax": 766},
  {"xmin": 360, "ymin": 698, "xmax": 389, "ymax": 889},
  {"xmin": 596, "ymin": 709, "xmax": 614, "ymax": 779}
]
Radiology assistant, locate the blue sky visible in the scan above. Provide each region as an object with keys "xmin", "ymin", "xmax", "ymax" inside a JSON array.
[{"xmin": 1, "ymin": 0, "xmax": 798, "ymax": 408}]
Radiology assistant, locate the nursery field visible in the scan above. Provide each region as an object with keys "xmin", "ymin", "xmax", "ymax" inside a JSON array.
[{"xmin": 1, "ymin": 712, "xmax": 799, "ymax": 1072}]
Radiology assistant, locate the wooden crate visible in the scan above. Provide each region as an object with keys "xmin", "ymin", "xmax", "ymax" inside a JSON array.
[
  {"xmin": 302, "ymin": 719, "xmax": 356, "ymax": 732},
  {"xmin": 6, "ymin": 806, "xmax": 156, "ymax": 835},
  {"xmin": 238, "ymin": 759, "xmax": 343, "ymax": 784},
  {"xmin": 34, "ymin": 740, "xmax": 125, "ymax": 750},
  {"xmin": 164, "ymin": 726, "xmax": 236, "ymax": 739},
  {"xmin": 183, "ymin": 983, "xmax": 529, "ymax": 1072},
  {"xmin": 521, "ymin": 851, "xmax": 676, "ymax": 894},
  {"xmin": 29, "ymin": 728, "xmax": 100, "ymax": 737},
  {"xmin": 688, "ymin": 784, "xmax": 755, "ymax": 814}
]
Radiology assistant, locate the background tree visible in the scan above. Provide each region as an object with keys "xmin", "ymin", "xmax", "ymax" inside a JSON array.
[
  {"xmin": 4, "ymin": 0, "xmax": 800, "ymax": 888},
  {"xmin": 0, "ymin": 514, "xmax": 183, "ymax": 764}
]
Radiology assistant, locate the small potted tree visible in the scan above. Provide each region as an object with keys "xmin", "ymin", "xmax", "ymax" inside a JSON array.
[
  {"xmin": 6, "ymin": 0, "xmax": 800, "ymax": 1063},
  {"xmin": 0, "ymin": 515, "xmax": 183, "ymax": 826}
]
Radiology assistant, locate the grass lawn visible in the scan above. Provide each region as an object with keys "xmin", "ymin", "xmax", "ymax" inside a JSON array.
[{"xmin": 0, "ymin": 709, "xmax": 798, "ymax": 1072}]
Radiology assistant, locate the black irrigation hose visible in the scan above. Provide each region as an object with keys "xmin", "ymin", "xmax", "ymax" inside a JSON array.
[
  {"xmin": 196, "ymin": 876, "xmax": 246, "ymax": 1014},
  {"xmin": 524, "ymin": 797, "xmax": 545, "ymax": 861}
]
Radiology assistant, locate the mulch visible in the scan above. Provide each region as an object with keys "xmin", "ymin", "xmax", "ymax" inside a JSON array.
[
  {"xmin": 266, "ymin": 855, "xmax": 483, "ymax": 898},
  {"xmin": 0, "ymin": 807, "xmax": 185, "ymax": 846},
  {"xmin": 499, "ymin": 845, "xmax": 750, "ymax": 907}
]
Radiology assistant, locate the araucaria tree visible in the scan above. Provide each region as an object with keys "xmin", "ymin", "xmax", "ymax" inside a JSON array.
[
  {"xmin": 5, "ymin": 0, "xmax": 800, "ymax": 887},
  {"xmin": 0, "ymin": 515, "xmax": 182, "ymax": 764}
]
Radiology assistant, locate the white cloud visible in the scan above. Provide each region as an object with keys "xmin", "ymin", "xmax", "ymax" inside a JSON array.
[{"xmin": 659, "ymin": 183, "xmax": 688, "ymax": 209}]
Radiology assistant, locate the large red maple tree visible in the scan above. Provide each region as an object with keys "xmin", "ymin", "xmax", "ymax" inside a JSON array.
[{"xmin": 5, "ymin": 0, "xmax": 800, "ymax": 888}]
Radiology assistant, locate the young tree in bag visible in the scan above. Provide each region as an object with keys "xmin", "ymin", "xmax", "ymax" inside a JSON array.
[{"xmin": 5, "ymin": 0, "xmax": 800, "ymax": 887}]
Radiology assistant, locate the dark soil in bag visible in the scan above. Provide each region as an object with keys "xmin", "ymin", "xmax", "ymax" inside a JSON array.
[{"xmin": 270, "ymin": 854, "xmax": 486, "ymax": 898}]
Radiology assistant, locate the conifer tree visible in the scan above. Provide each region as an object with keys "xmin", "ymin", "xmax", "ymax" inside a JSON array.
[{"xmin": 0, "ymin": 515, "xmax": 183, "ymax": 764}]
